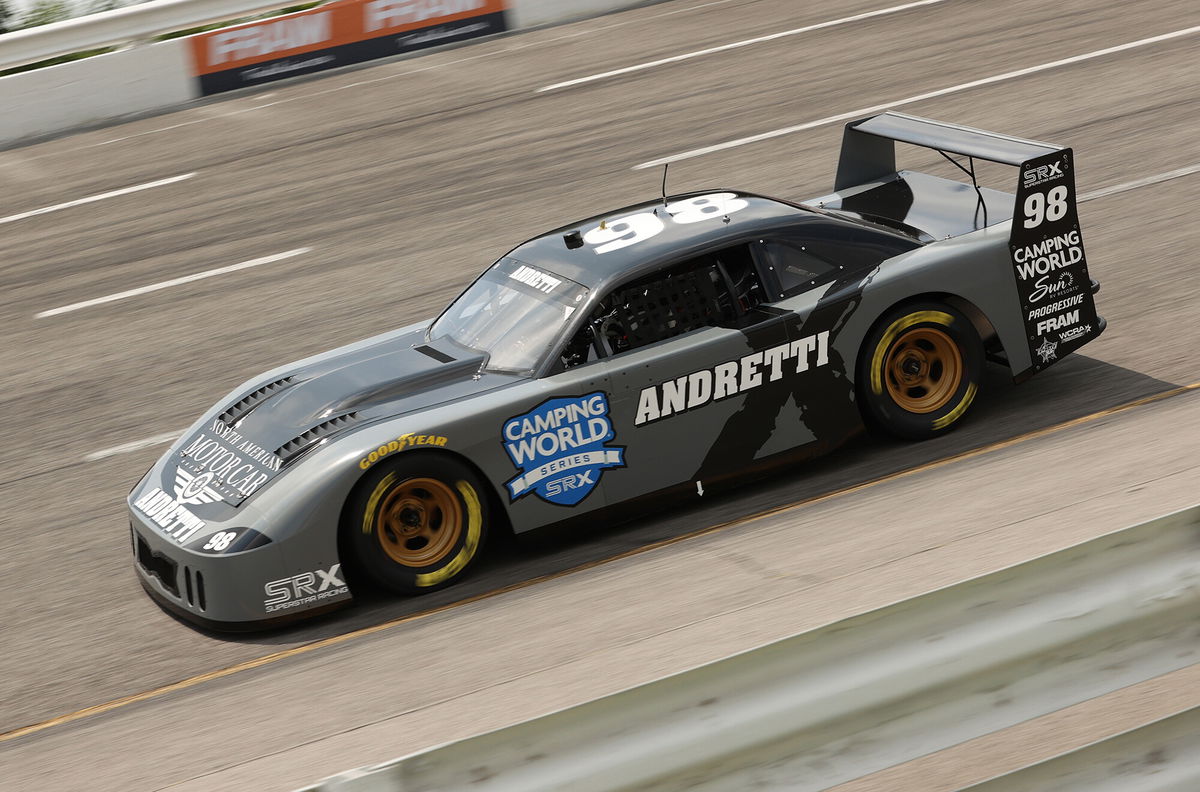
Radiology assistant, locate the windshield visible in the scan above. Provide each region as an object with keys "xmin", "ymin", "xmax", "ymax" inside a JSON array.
[{"xmin": 429, "ymin": 258, "xmax": 589, "ymax": 374}]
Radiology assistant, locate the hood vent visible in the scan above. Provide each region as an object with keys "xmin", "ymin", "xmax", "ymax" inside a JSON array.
[
  {"xmin": 414, "ymin": 345, "xmax": 456, "ymax": 363},
  {"xmin": 275, "ymin": 412, "xmax": 360, "ymax": 465},
  {"xmin": 219, "ymin": 376, "xmax": 295, "ymax": 427}
]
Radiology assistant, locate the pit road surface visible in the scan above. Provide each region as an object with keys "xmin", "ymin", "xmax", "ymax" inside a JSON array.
[{"xmin": 1, "ymin": 0, "xmax": 1197, "ymax": 789}]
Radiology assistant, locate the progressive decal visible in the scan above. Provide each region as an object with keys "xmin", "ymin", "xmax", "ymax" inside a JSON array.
[
  {"xmin": 1010, "ymin": 149, "xmax": 1100, "ymax": 371},
  {"xmin": 502, "ymin": 392, "xmax": 625, "ymax": 506},
  {"xmin": 189, "ymin": 0, "xmax": 508, "ymax": 95}
]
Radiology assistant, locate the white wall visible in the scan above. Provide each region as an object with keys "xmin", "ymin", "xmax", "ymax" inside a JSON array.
[
  {"xmin": 0, "ymin": 0, "xmax": 650, "ymax": 148},
  {"xmin": 508, "ymin": 0, "xmax": 649, "ymax": 28},
  {"xmin": 0, "ymin": 37, "xmax": 196, "ymax": 145}
]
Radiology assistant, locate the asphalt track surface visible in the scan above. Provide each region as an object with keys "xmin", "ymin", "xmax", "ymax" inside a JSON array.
[{"xmin": 1, "ymin": 0, "xmax": 1198, "ymax": 788}]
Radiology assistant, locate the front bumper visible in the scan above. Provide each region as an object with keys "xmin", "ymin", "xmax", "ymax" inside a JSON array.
[{"xmin": 130, "ymin": 508, "xmax": 352, "ymax": 632}]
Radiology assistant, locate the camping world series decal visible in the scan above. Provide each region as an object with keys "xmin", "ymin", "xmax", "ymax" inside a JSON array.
[{"xmin": 502, "ymin": 392, "xmax": 625, "ymax": 506}]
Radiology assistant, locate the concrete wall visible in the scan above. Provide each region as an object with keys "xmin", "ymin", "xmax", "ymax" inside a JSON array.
[
  {"xmin": 508, "ymin": 0, "xmax": 652, "ymax": 28},
  {"xmin": 0, "ymin": 37, "xmax": 197, "ymax": 144},
  {"xmin": 0, "ymin": 0, "xmax": 649, "ymax": 148}
]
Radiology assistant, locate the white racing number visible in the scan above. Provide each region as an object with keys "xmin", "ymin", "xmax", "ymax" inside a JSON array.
[
  {"xmin": 583, "ymin": 212, "xmax": 664, "ymax": 254},
  {"xmin": 583, "ymin": 192, "xmax": 750, "ymax": 254},
  {"xmin": 203, "ymin": 531, "xmax": 238, "ymax": 552},
  {"xmin": 665, "ymin": 192, "xmax": 749, "ymax": 224},
  {"xmin": 1023, "ymin": 185, "xmax": 1069, "ymax": 229}
]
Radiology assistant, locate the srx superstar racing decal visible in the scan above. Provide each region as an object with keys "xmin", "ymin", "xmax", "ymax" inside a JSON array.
[
  {"xmin": 1009, "ymin": 149, "xmax": 1101, "ymax": 370},
  {"xmin": 502, "ymin": 392, "xmax": 625, "ymax": 506}
]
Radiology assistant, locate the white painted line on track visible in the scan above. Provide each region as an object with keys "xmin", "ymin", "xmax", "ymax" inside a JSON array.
[
  {"xmin": 85, "ymin": 431, "xmax": 184, "ymax": 462},
  {"xmin": 0, "ymin": 173, "xmax": 195, "ymax": 225},
  {"xmin": 35, "ymin": 247, "xmax": 311, "ymax": 318},
  {"xmin": 537, "ymin": 0, "xmax": 951, "ymax": 92},
  {"xmin": 633, "ymin": 25, "xmax": 1200, "ymax": 169},
  {"xmin": 1078, "ymin": 163, "xmax": 1200, "ymax": 202}
]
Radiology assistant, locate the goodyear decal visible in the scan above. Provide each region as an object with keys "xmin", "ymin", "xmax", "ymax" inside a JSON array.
[
  {"xmin": 359, "ymin": 433, "xmax": 448, "ymax": 469},
  {"xmin": 502, "ymin": 392, "xmax": 624, "ymax": 506}
]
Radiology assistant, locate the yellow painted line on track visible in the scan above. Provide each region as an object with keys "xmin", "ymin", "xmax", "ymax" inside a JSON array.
[{"xmin": 3, "ymin": 380, "xmax": 1197, "ymax": 745}]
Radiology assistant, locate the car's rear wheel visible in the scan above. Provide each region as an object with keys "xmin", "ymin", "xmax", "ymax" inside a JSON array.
[
  {"xmin": 858, "ymin": 302, "xmax": 983, "ymax": 440},
  {"xmin": 346, "ymin": 455, "xmax": 488, "ymax": 594}
]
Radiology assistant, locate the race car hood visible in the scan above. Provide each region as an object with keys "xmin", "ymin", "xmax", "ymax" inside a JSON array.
[{"xmin": 169, "ymin": 328, "xmax": 510, "ymax": 507}]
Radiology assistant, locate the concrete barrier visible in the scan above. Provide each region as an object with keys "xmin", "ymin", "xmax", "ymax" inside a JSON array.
[
  {"xmin": 509, "ymin": 0, "xmax": 655, "ymax": 28},
  {"xmin": 0, "ymin": 0, "xmax": 656, "ymax": 148},
  {"xmin": 0, "ymin": 38, "xmax": 196, "ymax": 143},
  {"xmin": 293, "ymin": 504, "xmax": 1200, "ymax": 792}
]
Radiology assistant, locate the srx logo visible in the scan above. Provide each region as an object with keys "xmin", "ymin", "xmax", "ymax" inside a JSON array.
[
  {"xmin": 264, "ymin": 564, "xmax": 345, "ymax": 606},
  {"xmin": 1023, "ymin": 161, "xmax": 1063, "ymax": 187},
  {"xmin": 544, "ymin": 471, "xmax": 594, "ymax": 498}
]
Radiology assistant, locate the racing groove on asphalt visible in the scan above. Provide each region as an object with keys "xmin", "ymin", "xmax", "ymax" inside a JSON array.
[{"xmin": 0, "ymin": 0, "xmax": 1197, "ymax": 788}]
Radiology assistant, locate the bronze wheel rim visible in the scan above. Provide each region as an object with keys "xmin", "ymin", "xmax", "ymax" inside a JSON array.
[
  {"xmin": 884, "ymin": 326, "xmax": 963, "ymax": 414},
  {"xmin": 375, "ymin": 477, "xmax": 462, "ymax": 567}
]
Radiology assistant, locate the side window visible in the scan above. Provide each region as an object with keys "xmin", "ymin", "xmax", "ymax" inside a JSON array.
[
  {"xmin": 558, "ymin": 244, "xmax": 769, "ymax": 369},
  {"xmin": 602, "ymin": 257, "xmax": 734, "ymax": 354},
  {"xmin": 761, "ymin": 220, "xmax": 920, "ymax": 298},
  {"xmin": 761, "ymin": 239, "xmax": 839, "ymax": 295},
  {"xmin": 558, "ymin": 322, "xmax": 602, "ymax": 370},
  {"xmin": 712, "ymin": 243, "xmax": 765, "ymax": 313}
]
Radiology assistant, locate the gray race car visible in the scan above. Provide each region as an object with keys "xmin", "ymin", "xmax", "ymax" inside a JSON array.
[{"xmin": 129, "ymin": 112, "xmax": 1104, "ymax": 629}]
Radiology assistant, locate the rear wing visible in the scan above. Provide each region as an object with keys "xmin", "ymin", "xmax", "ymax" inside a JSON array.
[
  {"xmin": 834, "ymin": 112, "xmax": 1062, "ymax": 190},
  {"xmin": 833, "ymin": 112, "xmax": 1102, "ymax": 374}
]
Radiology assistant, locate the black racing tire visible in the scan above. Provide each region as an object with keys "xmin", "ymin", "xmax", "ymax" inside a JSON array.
[
  {"xmin": 345, "ymin": 455, "xmax": 489, "ymax": 595},
  {"xmin": 857, "ymin": 302, "xmax": 983, "ymax": 441}
]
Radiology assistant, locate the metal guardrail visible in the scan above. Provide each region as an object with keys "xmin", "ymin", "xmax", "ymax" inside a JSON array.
[
  {"xmin": 0, "ymin": 0, "xmax": 308, "ymax": 70},
  {"xmin": 961, "ymin": 706, "xmax": 1200, "ymax": 792},
  {"xmin": 296, "ymin": 504, "xmax": 1200, "ymax": 792}
]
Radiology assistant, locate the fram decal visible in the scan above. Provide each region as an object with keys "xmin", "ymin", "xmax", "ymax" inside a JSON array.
[
  {"xmin": 364, "ymin": 0, "xmax": 488, "ymax": 31},
  {"xmin": 206, "ymin": 13, "xmax": 333, "ymax": 67},
  {"xmin": 189, "ymin": 0, "xmax": 508, "ymax": 95},
  {"xmin": 1035, "ymin": 309, "xmax": 1080, "ymax": 336},
  {"xmin": 502, "ymin": 392, "xmax": 624, "ymax": 506}
]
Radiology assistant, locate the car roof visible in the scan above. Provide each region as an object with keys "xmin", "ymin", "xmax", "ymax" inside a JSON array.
[{"xmin": 504, "ymin": 191, "xmax": 819, "ymax": 291}]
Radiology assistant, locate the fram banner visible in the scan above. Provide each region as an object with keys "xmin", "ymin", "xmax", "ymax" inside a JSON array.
[{"xmin": 188, "ymin": 0, "xmax": 508, "ymax": 95}]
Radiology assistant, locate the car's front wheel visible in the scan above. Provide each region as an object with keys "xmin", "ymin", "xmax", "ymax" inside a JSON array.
[
  {"xmin": 857, "ymin": 302, "xmax": 983, "ymax": 440},
  {"xmin": 346, "ymin": 455, "xmax": 488, "ymax": 594}
]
